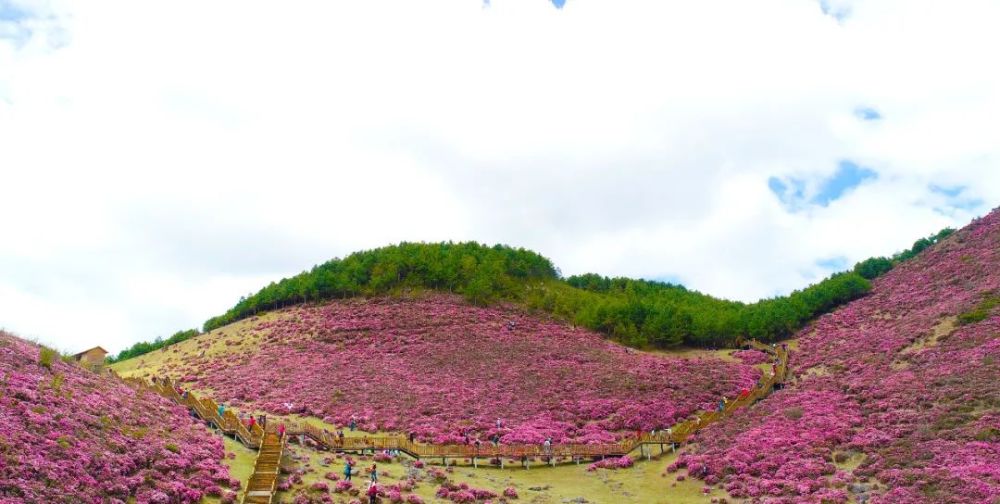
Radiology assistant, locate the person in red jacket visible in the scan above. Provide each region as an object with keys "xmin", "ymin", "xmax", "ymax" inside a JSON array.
[
  {"xmin": 366, "ymin": 481, "xmax": 379, "ymax": 504},
  {"xmin": 278, "ymin": 423, "xmax": 286, "ymax": 439}
]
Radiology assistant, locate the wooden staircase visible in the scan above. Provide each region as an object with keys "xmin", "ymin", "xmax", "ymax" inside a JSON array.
[{"xmin": 242, "ymin": 430, "xmax": 284, "ymax": 504}]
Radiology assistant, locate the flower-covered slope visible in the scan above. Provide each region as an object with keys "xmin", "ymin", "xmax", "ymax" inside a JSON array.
[
  {"xmin": 0, "ymin": 331, "xmax": 233, "ymax": 503},
  {"xmin": 674, "ymin": 209, "xmax": 1000, "ymax": 503},
  {"xmin": 134, "ymin": 295, "xmax": 761, "ymax": 444}
]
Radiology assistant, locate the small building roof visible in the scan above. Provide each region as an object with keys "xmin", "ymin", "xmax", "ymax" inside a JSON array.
[{"xmin": 73, "ymin": 346, "xmax": 109, "ymax": 359}]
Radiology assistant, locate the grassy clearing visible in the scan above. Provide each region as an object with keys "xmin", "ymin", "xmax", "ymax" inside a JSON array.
[
  {"xmin": 273, "ymin": 440, "xmax": 719, "ymax": 504},
  {"xmin": 204, "ymin": 435, "xmax": 258, "ymax": 504},
  {"xmin": 201, "ymin": 417, "xmax": 723, "ymax": 503},
  {"xmin": 111, "ymin": 310, "xmax": 288, "ymax": 380},
  {"xmin": 641, "ymin": 346, "xmax": 739, "ymax": 362}
]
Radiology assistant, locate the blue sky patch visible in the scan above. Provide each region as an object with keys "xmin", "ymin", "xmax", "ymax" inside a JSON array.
[
  {"xmin": 855, "ymin": 107, "xmax": 881, "ymax": 121},
  {"xmin": 0, "ymin": 1, "xmax": 28, "ymax": 22},
  {"xmin": 768, "ymin": 176, "xmax": 806, "ymax": 210},
  {"xmin": 770, "ymin": 161, "xmax": 877, "ymax": 211},
  {"xmin": 930, "ymin": 184, "xmax": 965, "ymax": 198},
  {"xmin": 768, "ymin": 175, "xmax": 808, "ymax": 211},
  {"xmin": 819, "ymin": 0, "xmax": 849, "ymax": 21},
  {"xmin": 930, "ymin": 184, "xmax": 983, "ymax": 212},
  {"xmin": 550, "ymin": 0, "xmax": 566, "ymax": 8},
  {"xmin": 652, "ymin": 274, "xmax": 684, "ymax": 286},
  {"xmin": 816, "ymin": 256, "xmax": 848, "ymax": 271},
  {"xmin": 812, "ymin": 161, "xmax": 878, "ymax": 207}
]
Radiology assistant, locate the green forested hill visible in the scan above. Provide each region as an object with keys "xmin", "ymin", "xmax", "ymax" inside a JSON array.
[{"xmin": 110, "ymin": 228, "xmax": 954, "ymax": 363}]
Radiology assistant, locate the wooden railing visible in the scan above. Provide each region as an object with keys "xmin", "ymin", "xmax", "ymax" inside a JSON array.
[{"xmin": 112, "ymin": 339, "xmax": 788, "ymax": 495}]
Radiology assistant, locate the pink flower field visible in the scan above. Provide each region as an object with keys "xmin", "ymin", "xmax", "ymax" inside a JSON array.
[
  {"xmin": 155, "ymin": 295, "xmax": 762, "ymax": 444},
  {"xmin": 673, "ymin": 209, "xmax": 1000, "ymax": 503},
  {"xmin": 0, "ymin": 331, "xmax": 232, "ymax": 503}
]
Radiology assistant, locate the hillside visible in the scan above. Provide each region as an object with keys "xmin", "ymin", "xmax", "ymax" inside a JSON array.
[
  {"xmin": 115, "ymin": 227, "xmax": 959, "ymax": 365},
  {"xmin": 672, "ymin": 209, "xmax": 1000, "ymax": 503},
  {"xmin": 113, "ymin": 295, "xmax": 763, "ymax": 444},
  {"xmin": 0, "ymin": 331, "xmax": 235, "ymax": 502}
]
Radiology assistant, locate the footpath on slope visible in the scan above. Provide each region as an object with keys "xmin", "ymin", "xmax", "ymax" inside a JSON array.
[{"xmin": 114, "ymin": 340, "xmax": 787, "ymax": 503}]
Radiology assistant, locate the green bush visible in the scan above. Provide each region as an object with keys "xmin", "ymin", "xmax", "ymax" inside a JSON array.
[
  {"xmin": 783, "ymin": 406, "xmax": 805, "ymax": 420},
  {"xmin": 38, "ymin": 346, "xmax": 57, "ymax": 370},
  {"xmin": 854, "ymin": 256, "xmax": 894, "ymax": 279},
  {"xmin": 957, "ymin": 293, "xmax": 1000, "ymax": 325}
]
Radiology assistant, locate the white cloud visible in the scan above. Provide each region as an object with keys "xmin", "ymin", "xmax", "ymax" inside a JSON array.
[{"xmin": 1, "ymin": 0, "xmax": 997, "ymax": 353}]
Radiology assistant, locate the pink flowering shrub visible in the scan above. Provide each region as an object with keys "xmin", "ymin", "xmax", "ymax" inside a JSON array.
[
  {"xmin": 732, "ymin": 349, "xmax": 770, "ymax": 365},
  {"xmin": 677, "ymin": 208, "xmax": 1000, "ymax": 503},
  {"xmin": 0, "ymin": 331, "xmax": 231, "ymax": 502},
  {"xmin": 158, "ymin": 295, "xmax": 759, "ymax": 442},
  {"xmin": 587, "ymin": 455, "xmax": 634, "ymax": 471},
  {"xmin": 433, "ymin": 480, "xmax": 498, "ymax": 502}
]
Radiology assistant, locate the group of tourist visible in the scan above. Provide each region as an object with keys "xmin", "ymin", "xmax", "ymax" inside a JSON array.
[{"xmin": 342, "ymin": 460, "xmax": 381, "ymax": 504}]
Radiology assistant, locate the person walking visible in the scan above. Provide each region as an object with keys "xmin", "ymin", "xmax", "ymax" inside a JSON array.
[
  {"xmin": 370, "ymin": 463, "xmax": 378, "ymax": 482},
  {"xmin": 344, "ymin": 461, "xmax": 353, "ymax": 481},
  {"xmin": 278, "ymin": 423, "xmax": 286, "ymax": 439},
  {"xmin": 543, "ymin": 437, "xmax": 552, "ymax": 455},
  {"xmin": 366, "ymin": 482, "xmax": 379, "ymax": 504},
  {"xmin": 350, "ymin": 417, "xmax": 357, "ymax": 432}
]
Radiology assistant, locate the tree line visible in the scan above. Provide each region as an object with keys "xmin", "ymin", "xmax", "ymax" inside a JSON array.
[
  {"xmin": 851, "ymin": 227, "xmax": 954, "ymax": 280},
  {"xmin": 110, "ymin": 228, "xmax": 955, "ymax": 362},
  {"xmin": 107, "ymin": 329, "xmax": 199, "ymax": 364}
]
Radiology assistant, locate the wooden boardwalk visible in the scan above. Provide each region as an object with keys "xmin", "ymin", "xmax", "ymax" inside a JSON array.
[{"xmin": 115, "ymin": 339, "xmax": 788, "ymax": 502}]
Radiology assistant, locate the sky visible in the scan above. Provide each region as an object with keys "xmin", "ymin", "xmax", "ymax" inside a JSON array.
[{"xmin": 1, "ymin": 0, "xmax": 998, "ymax": 354}]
